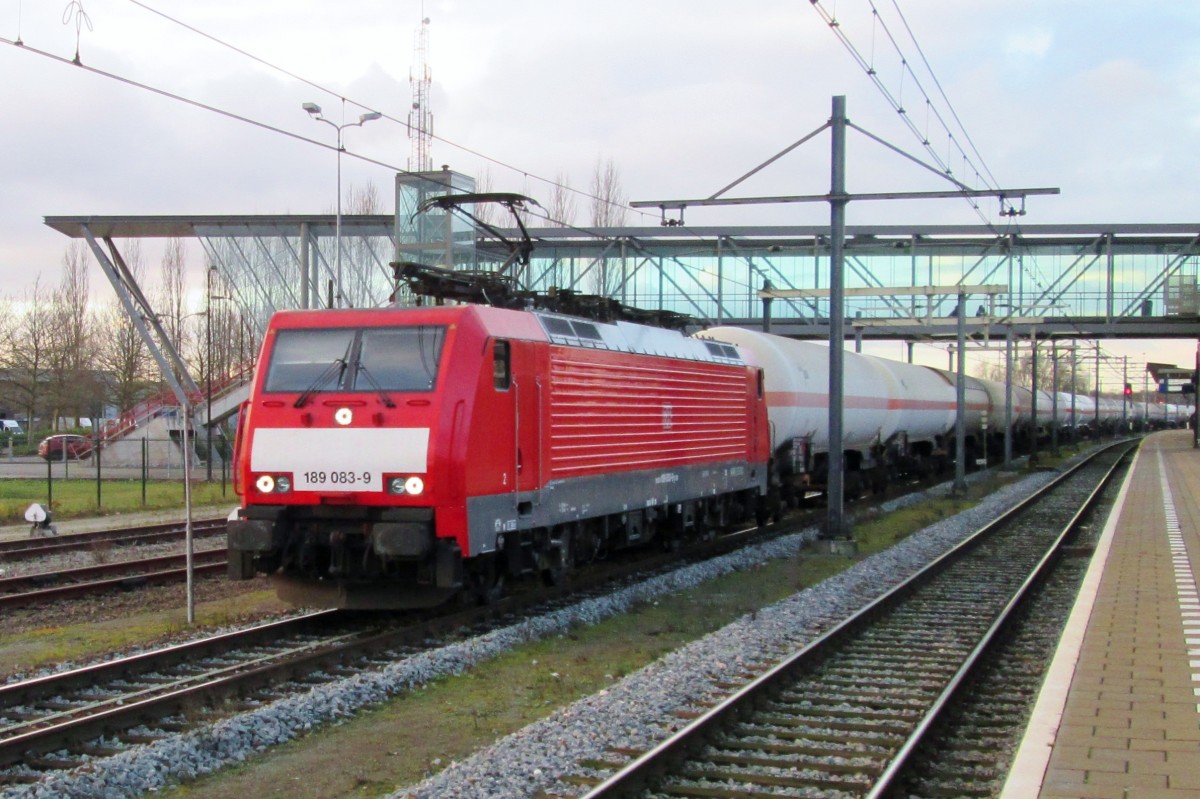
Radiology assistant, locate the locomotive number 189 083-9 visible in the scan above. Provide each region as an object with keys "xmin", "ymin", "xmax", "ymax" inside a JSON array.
[{"xmin": 302, "ymin": 471, "xmax": 372, "ymax": 486}]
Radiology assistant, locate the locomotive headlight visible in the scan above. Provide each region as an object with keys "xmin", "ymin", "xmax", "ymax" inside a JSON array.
[
  {"xmin": 334, "ymin": 407, "xmax": 353, "ymax": 426},
  {"xmin": 254, "ymin": 474, "xmax": 291, "ymax": 494},
  {"xmin": 387, "ymin": 476, "xmax": 426, "ymax": 495}
]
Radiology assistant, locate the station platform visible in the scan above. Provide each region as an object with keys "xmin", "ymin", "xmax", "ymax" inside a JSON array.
[{"xmin": 1003, "ymin": 430, "xmax": 1200, "ymax": 798}]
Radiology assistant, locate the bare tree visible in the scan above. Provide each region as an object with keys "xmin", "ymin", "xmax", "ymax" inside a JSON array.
[
  {"xmin": 546, "ymin": 170, "xmax": 577, "ymax": 227},
  {"xmin": 97, "ymin": 242, "xmax": 156, "ymax": 414},
  {"xmin": 587, "ymin": 157, "xmax": 628, "ymax": 297},
  {"xmin": 46, "ymin": 243, "xmax": 97, "ymax": 425},
  {"xmin": 346, "ymin": 182, "xmax": 381, "ymax": 215},
  {"xmin": 156, "ymin": 237, "xmax": 189, "ymax": 383},
  {"xmin": 977, "ymin": 349, "xmax": 1092, "ymax": 394},
  {"xmin": 182, "ymin": 265, "xmax": 250, "ymax": 397},
  {"xmin": 0, "ymin": 277, "xmax": 53, "ymax": 433},
  {"xmin": 589, "ymin": 157, "xmax": 627, "ymax": 228}
]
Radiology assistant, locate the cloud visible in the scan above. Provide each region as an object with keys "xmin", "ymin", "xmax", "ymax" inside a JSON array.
[{"xmin": 1004, "ymin": 29, "xmax": 1053, "ymax": 59}]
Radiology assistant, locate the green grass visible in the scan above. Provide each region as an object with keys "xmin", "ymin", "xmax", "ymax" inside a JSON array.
[
  {"xmin": 0, "ymin": 479, "xmax": 235, "ymax": 524},
  {"xmin": 0, "ymin": 588, "xmax": 288, "ymax": 675}
]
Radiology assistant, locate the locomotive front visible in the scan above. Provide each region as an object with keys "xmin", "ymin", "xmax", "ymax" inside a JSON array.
[{"xmin": 227, "ymin": 306, "xmax": 474, "ymax": 608}]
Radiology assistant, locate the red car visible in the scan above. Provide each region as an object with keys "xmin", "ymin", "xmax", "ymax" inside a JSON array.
[{"xmin": 38, "ymin": 434, "xmax": 94, "ymax": 461}]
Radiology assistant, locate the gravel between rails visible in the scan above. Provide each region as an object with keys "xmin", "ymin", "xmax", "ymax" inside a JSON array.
[{"xmin": 0, "ymin": 468, "xmax": 1057, "ymax": 799}]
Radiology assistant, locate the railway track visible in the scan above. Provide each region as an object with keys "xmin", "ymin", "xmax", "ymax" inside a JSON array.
[
  {"xmin": 0, "ymin": 455, "xmax": 1067, "ymax": 789},
  {"xmin": 0, "ymin": 550, "xmax": 228, "ymax": 609},
  {"xmin": 0, "ymin": 518, "xmax": 226, "ymax": 563},
  {"xmin": 0, "ymin": 507, "xmax": 805, "ymax": 784},
  {"xmin": 0, "ymin": 518, "xmax": 229, "ymax": 609},
  {"xmin": 568, "ymin": 440, "xmax": 1137, "ymax": 799}
]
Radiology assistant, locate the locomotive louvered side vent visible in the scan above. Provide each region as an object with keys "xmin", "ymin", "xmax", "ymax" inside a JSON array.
[
  {"xmin": 539, "ymin": 315, "xmax": 612, "ymax": 350},
  {"xmin": 538, "ymin": 313, "xmax": 747, "ymax": 366},
  {"xmin": 702, "ymin": 340, "xmax": 744, "ymax": 363}
]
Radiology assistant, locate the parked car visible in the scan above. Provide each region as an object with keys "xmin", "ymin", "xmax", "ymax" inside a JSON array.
[
  {"xmin": 37, "ymin": 434, "xmax": 93, "ymax": 461},
  {"xmin": 0, "ymin": 420, "xmax": 23, "ymax": 444}
]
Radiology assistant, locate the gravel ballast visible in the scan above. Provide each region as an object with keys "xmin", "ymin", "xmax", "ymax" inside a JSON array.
[{"xmin": 1, "ymin": 469, "xmax": 1057, "ymax": 799}]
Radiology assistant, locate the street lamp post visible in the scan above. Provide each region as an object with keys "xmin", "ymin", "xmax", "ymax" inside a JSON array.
[
  {"xmin": 183, "ymin": 396, "xmax": 194, "ymax": 624},
  {"xmin": 206, "ymin": 267, "xmax": 214, "ymax": 481},
  {"xmin": 203, "ymin": 268, "xmax": 230, "ymax": 482},
  {"xmin": 302, "ymin": 101, "xmax": 382, "ymax": 308}
]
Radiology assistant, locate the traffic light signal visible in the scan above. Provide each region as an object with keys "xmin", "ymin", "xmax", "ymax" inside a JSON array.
[{"xmin": 1124, "ymin": 383, "xmax": 1133, "ymax": 397}]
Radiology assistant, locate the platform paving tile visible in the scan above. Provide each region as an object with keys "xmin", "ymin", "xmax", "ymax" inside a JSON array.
[
  {"xmin": 1083, "ymin": 769, "xmax": 1168, "ymax": 790},
  {"xmin": 1032, "ymin": 432, "xmax": 1200, "ymax": 798}
]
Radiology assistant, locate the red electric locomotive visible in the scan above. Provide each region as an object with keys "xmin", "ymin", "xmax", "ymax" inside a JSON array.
[{"xmin": 228, "ymin": 303, "xmax": 771, "ymax": 608}]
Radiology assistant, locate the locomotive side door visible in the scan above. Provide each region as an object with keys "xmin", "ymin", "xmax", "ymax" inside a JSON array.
[
  {"xmin": 493, "ymin": 339, "xmax": 542, "ymax": 516},
  {"xmin": 510, "ymin": 340, "xmax": 542, "ymax": 514}
]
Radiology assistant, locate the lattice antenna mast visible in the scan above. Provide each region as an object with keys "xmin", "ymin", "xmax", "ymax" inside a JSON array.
[{"xmin": 407, "ymin": 14, "xmax": 433, "ymax": 173}]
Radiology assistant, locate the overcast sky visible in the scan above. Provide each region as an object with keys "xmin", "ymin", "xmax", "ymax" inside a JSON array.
[{"xmin": 1, "ymin": 1, "xmax": 1197, "ymax": 374}]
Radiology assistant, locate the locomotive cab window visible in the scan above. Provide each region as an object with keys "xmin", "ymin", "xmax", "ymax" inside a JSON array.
[
  {"xmin": 263, "ymin": 328, "xmax": 356, "ymax": 393},
  {"xmin": 264, "ymin": 325, "xmax": 446, "ymax": 394},
  {"xmin": 493, "ymin": 340, "xmax": 511, "ymax": 390},
  {"xmin": 357, "ymin": 326, "xmax": 446, "ymax": 391}
]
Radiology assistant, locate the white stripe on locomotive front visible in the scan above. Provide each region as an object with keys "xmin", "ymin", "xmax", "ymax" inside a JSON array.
[{"xmin": 250, "ymin": 427, "xmax": 430, "ymax": 491}]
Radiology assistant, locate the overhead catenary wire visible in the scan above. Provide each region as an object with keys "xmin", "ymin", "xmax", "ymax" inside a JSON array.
[
  {"xmin": 887, "ymin": 0, "xmax": 1001, "ymax": 192},
  {"xmin": 808, "ymin": 0, "xmax": 999, "ymax": 219},
  {"xmin": 121, "ymin": 0, "xmax": 645, "ymax": 227},
  {"xmin": 807, "ymin": 0, "xmax": 1097, "ymax": 352},
  {"xmin": 8, "ymin": 2, "xmax": 1116, "ymax": 377}
]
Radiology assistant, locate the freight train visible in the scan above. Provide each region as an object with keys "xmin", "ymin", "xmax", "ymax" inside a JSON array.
[{"xmin": 227, "ymin": 303, "xmax": 1179, "ymax": 609}]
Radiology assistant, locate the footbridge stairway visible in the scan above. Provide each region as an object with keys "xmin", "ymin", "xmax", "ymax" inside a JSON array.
[{"xmin": 96, "ymin": 365, "xmax": 253, "ymax": 469}]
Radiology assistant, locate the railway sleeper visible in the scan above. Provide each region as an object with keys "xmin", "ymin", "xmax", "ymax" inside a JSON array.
[
  {"xmin": 23, "ymin": 754, "xmax": 86, "ymax": 771},
  {"xmin": 753, "ymin": 712, "xmax": 911, "ymax": 735},
  {"xmin": 716, "ymin": 737, "xmax": 891, "ymax": 758},
  {"xmin": 731, "ymin": 721, "xmax": 905, "ymax": 746},
  {"xmin": 676, "ymin": 765, "xmax": 872, "ymax": 791},
  {"xmin": 706, "ymin": 748, "xmax": 884, "ymax": 774},
  {"xmin": 777, "ymin": 691, "xmax": 930, "ymax": 712},
  {"xmin": 768, "ymin": 695, "xmax": 926, "ymax": 710},
  {"xmin": 763, "ymin": 700, "xmax": 921, "ymax": 724},
  {"xmin": 837, "ymin": 647, "xmax": 965, "ymax": 664}
]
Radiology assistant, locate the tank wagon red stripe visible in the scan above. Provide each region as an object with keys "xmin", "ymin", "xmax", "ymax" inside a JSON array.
[{"xmin": 765, "ymin": 391, "xmax": 965, "ymax": 411}]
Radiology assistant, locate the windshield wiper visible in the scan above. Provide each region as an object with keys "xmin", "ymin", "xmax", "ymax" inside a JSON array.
[
  {"xmin": 293, "ymin": 357, "xmax": 349, "ymax": 408},
  {"xmin": 354, "ymin": 361, "xmax": 397, "ymax": 408}
]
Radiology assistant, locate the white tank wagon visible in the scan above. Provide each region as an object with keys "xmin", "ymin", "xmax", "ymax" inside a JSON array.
[
  {"xmin": 1071, "ymin": 394, "xmax": 1098, "ymax": 429},
  {"xmin": 923, "ymin": 369, "xmax": 994, "ymax": 466},
  {"xmin": 1163, "ymin": 402, "xmax": 1190, "ymax": 427},
  {"xmin": 1096, "ymin": 396, "xmax": 1125, "ymax": 429},
  {"xmin": 1033, "ymin": 389, "xmax": 1057, "ymax": 428},
  {"xmin": 698, "ymin": 327, "xmax": 959, "ymax": 498},
  {"xmin": 1051, "ymin": 392, "xmax": 1076, "ymax": 426}
]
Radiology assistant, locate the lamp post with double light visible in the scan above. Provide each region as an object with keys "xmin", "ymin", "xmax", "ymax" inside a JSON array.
[{"xmin": 302, "ymin": 102, "xmax": 381, "ymax": 308}]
